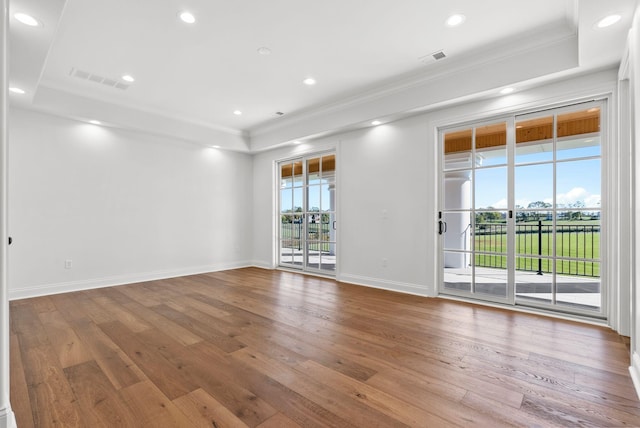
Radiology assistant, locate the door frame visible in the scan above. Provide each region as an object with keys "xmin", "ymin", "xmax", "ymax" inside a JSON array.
[
  {"xmin": 436, "ymin": 97, "xmax": 610, "ymax": 320},
  {"xmin": 276, "ymin": 150, "xmax": 337, "ymax": 276}
]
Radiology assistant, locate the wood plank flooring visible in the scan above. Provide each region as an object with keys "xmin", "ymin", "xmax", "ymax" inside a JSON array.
[{"xmin": 9, "ymin": 267, "xmax": 640, "ymax": 427}]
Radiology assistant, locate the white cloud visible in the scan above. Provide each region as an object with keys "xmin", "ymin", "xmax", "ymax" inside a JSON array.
[
  {"xmin": 491, "ymin": 198, "xmax": 508, "ymax": 209},
  {"xmin": 556, "ymin": 187, "xmax": 600, "ymax": 207},
  {"xmin": 492, "ymin": 187, "xmax": 600, "ymax": 209}
]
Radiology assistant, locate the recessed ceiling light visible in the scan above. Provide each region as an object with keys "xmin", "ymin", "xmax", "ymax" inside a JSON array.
[
  {"xmin": 89, "ymin": 120, "xmax": 101, "ymax": 125},
  {"xmin": 292, "ymin": 140, "xmax": 302, "ymax": 145},
  {"xmin": 596, "ymin": 14, "xmax": 621, "ymax": 28},
  {"xmin": 446, "ymin": 14, "xmax": 466, "ymax": 27},
  {"xmin": 257, "ymin": 47, "xmax": 272, "ymax": 55},
  {"xmin": 9, "ymin": 87, "xmax": 25, "ymax": 94},
  {"xmin": 303, "ymin": 77, "xmax": 316, "ymax": 86},
  {"xmin": 14, "ymin": 13, "xmax": 41, "ymax": 27},
  {"xmin": 233, "ymin": 110, "xmax": 242, "ymax": 116},
  {"xmin": 500, "ymin": 87, "xmax": 515, "ymax": 95},
  {"xmin": 179, "ymin": 11, "xmax": 196, "ymax": 24},
  {"xmin": 371, "ymin": 120, "xmax": 382, "ymax": 126},
  {"xmin": 121, "ymin": 74, "xmax": 135, "ymax": 83},
  {"xmin": 212, "ymin": 145, "xmax": 221, "ymax": 149}
]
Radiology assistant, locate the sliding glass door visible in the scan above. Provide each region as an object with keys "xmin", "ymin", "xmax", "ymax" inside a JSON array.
[
  {"xmin": 439, "ymin": 101, "xmax": 604, "ymax": 317},
  {"xmin": 278, "ymin": 153, "xmax": 336, "ymax": 274}
]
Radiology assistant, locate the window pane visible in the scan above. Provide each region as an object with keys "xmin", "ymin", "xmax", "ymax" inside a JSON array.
[
  {"xmin": 292, "ymin": 161, "xmax": 303, "ymax": 187},
  {"xmin": 516, "ymin": 257, "xmax": 553, "ymax": 303},
  {"xmin": 556, "ymin": 159, "xmax": 600, "ymax": 209},
  {"xmin": 557, "ymin": 136, "xmax": 600, "ymax": 160},
  {"xmin": 444, "ymin": 129, "xmax": 472, "ymax": 170},
  {"xmin": 280, "ymin": 188, "xmax": 292, "ymax": 212},
  {"xmin": 306, "ymin": 242, "xmax": 320, "ymax": 270},
  {"xmin": 307, "ymin": 158, "xmax": 320, "ymax": 184},
  {"xmin": 475, "ymin": 263, "xmax": 507, "ymax": 298},
  {"xmin": 515, "ymin": 212, "xmax": 553, "ymax": 256},
  {"xmin": 321, "ymin": 184, "xmax": 332, "ymax": 211},
  {"xmin": 557, "ymin": 107, "xmax": 600, "ymax": 160},
  {"xmin": 515, "ymin": 163, "xmax": 553, "ymax": 208},
  {"xmin": 308, "ymin": 185, "xmax": 320, "ymax": 212},
  {"xmin": 443, "ymin": 212, "xmax": 472, "ymax": 251},
  {"xmin": 475, "ymin": 167, "xmax": 506, "ymax": 209},
  {"xmin": 474, "ymin": 213, "xmax": 507, "ymax": 254},
  {"xmin": 280, "ymin": 216, "xmax": 300, "ymax": 250},
  {"xmin": 444, "ymin": 171, "xmax": 471, "ymax": 210},
  {"xmin": 293, "ymin": 187, "xmax": 303, "ymax": 212},
  {"xmin": 516, "ymin": 116, "xmax": 553, "ymax": 163},
  {"xmin": 475, "ymin": 122, "xmax": 507, "ymax": 166},
  {"xmin": 280, "ymin": 245, "xmax": 294, "ymax": 264},
  {"xmin": 444, "ymin": 251, "xmax": 472, "ymax": 292},
  {"xmin": 555, "ymin": 216, "xmax": 600, "ymax": 260},
  {"xmin": 556, "ymin": 260, "xmax": 600, "ymax": 310},
  {"xmin": 557, "ymin": 107, "xmax": 600, "ymax": 139},
  {"xmin": 321, "ymin": 154, "xmax": 336, "ymax": 175}
]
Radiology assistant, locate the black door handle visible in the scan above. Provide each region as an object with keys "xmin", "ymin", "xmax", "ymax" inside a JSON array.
[
  {"xmin": 438, "ymin": 221, "xmax": 447, "ymax": 235},
  {"xmin": 8, "ymin": 237, "xmax": 12, "ymax": 245}
]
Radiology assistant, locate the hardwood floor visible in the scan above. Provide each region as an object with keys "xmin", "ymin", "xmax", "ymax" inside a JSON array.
[{"xmin": 9, "ymin": 267, "xmax": 640, "ymax": 427}]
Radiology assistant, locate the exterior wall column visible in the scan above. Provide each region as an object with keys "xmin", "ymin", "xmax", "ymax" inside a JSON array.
[{"xmin": 444, "ymin": 171, "xmax": 471, "ymax": 269}]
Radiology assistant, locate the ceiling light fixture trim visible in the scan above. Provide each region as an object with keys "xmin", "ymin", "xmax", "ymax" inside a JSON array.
[
  {"xmin": 596, "ymin": 14, "xmax": 621, "ymax": 28},
  {"xmin": 179, "ymin": 11, "xmax": 196, "ymax": 24},
  {"xmin": 14, "ymin": 12, "xmax": 41, "ymax": 27},
  {"xmin": 446, "ymin": 14, "xmax": 466, "ymax": 27}
]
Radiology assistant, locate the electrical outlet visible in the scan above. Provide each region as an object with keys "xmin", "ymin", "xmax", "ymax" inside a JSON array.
[{"xmin": 65, "ymin": 259, "xmax": 73, "ymax": 269}]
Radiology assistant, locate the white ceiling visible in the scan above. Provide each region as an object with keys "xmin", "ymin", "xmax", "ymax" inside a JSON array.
[{"xmin": 7, "ymin": 0, "xmax": 638, "ymax": 151}]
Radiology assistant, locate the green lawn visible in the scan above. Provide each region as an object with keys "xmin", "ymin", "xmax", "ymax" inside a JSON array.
[{"xmin": 475, "ymin": 221, "xmax": 600, "ymax": 277}]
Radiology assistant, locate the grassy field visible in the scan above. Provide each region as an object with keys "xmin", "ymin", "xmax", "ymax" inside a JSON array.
[{"xmin": 475, "ymin": 221, "xmax": 600, "ymax": 277}]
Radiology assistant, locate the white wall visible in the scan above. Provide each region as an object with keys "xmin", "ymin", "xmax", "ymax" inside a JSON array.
[
  {"xmin": 336, "ymin": 117, "xmax": 433, "ymax": 294},
  {"xmin": 252, "ymin": 118, "xmax": 434, "ymax": 295},
  {"xmin": 629, "ymin": 1, "xmax": 640, "ymax": 398},
  {"xmin": 8, "ymin": 108, "xmax": 254, "ymax": 299}
]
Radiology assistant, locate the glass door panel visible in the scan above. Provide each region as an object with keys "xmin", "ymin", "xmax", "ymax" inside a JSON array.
[
  {"xmin": 513, "ymin": 104, "xmax": 602, "ymax": 315},
  {"xmin": 440, "ymin": 121, "xmax": 510, "ymax": 303},
  {"xmin": 440, "ymin": 102, "xmax": 604, "ymax": 317},
  {"xmin": 278, "ymin": 153, "xmax": 336, "ymax": 274}
]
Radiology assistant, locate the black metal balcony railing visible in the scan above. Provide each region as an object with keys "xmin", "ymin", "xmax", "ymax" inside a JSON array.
[
  {"xmin": 474, "ymin": 221, "xmax": 600, "ymax": 277},
  {"xmin": 280, "ymin": 221, "xmax": 332, "ymax": 252}
]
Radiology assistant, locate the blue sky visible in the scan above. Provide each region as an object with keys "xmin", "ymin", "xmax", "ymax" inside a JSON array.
[{"xmin": 476, "ymin": 157, "xmax": 601, "ymax": 210}]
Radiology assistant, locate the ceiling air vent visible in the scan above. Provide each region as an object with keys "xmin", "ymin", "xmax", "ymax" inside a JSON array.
[
  {"xmin": 69, "ymin": 68, "xmax": 130, "ymax": 90},
  {"xmin": 419, "ymin": 50, "xmax": 447, "ymax": 64},
  {"xmin": 432, "ymin": 50, "xmax": 446, "ymax": 61}
]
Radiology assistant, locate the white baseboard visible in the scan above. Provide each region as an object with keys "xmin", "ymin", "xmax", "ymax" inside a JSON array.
[
  {"xmin": 630, "ymin": 352, "xmax": 640, "ymax": 400},
  {"xmin": 8, "ymin": 261, "xmax": 254, "ymax": 300},
  {"xmin": 339, "ymin": 273, "xmax": 432, "ymax": 297},
  {"xmin": 0, "ymin": 407, "xmax": 16, "ymax": 428},
  {"xmin": 249, "ymin": 261, "xmax": 276, "ymax": 269}
]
